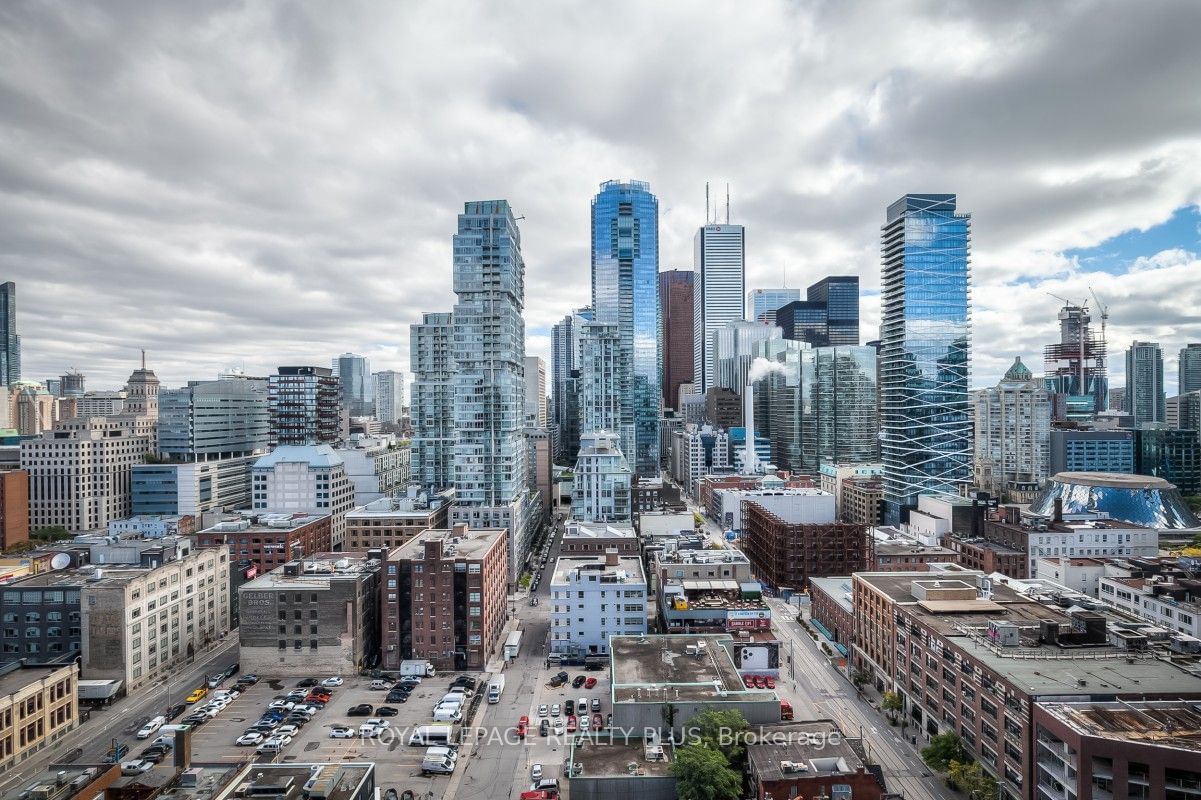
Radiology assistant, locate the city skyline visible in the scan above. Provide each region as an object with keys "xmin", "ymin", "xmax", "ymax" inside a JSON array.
[{"xmin": 2, "ymin": 2, "xmax": 1200, "ymax": 392}]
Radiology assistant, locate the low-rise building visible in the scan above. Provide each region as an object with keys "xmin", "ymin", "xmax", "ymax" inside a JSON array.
[
  {"xmin": 551, "ymin": 551, "xmax": 647, "ymax": 656},
  {"xmin": 568, "ymin": 736, "xmax": 676, "ymax": 800},
  {"xmin": 559, "ymin": 521, "xmax": 638, "ymax": 556},
  {"xmin": 343, "ymin": 488, "xmax": 451, "ymax": 552},
  {"xmin": 710, "ymin": 487, "xmax": 835, "ymax": 532},
  {"xmin": 652, "ymin": 547, "xmax": 770, "ymax": 633},
  {"xmin": 1032, "ymin": 700, "xmax": 1201, "ymax": 800},
  {"xmin": 381, "ymin": 524, "xmax": 508, "ymax": 671},
  {"xmin": 195, "ymin": 512, "xmax": 332, "ymax": 575},
  {"xmin": 108, "ymin": 515, "xmax": 195, "ymax": 539},
  {"xmin": 974, "ymin": 508, "xmax": 1158, "ymax": 577},
  {"xmin": 818, "ymin": 463, "xmax": 883, "ymax": 517},
  {"xmin": 746, "ymin": 721, "xmax": 887, "ymax": 800},
  {"xmin": 873, "ymin": 537, "xmax": 957, "ymax": 572},
  {"xmin": 1033, "ymin": 556, "xmax": 1108, "ymax": 597},
  {"xmin": 0, "ymin": 572, "xmax": 84, "ymax": 666},
  {"xmin": 131, "ymin": 454, "xmax": 259, "ymax": 519},
  {"xmin": 1099, "ymin": 571, "xmax": 1201, "ymax": 638},
  {"xmin": 237, "ymin": 554, "xmax": 381, "ymax": 676},
  {"xmin": 80, "ymin": 545, "xmax": 230, "ymax": 692},
  {"xmin": 841, "ymin": 475, "xmax": 883, "ymax": 525},
  {"xmin": 0, "ymin": 662, "xmax": 79, "ymax": 771},
  {"xmin": 943, "ymin": 533, "xmax": 1030, "ymax": 578},
  {"xmin": 809, "ymin": 576, "xmax": 854, "ymax": 653}
]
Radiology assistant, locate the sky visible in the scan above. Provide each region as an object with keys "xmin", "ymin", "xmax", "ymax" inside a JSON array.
[{"xmin": 2, "ymin": 0, "xmax": 1200, "ymax": 394}]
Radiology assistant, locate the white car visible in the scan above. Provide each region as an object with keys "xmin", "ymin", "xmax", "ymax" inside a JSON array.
[
  {"xmin": 538, "ymin": 704, "xmax": 549, "ymax": 717},
  {"xmin": 292, "ymin": 705, "xmax": 318, "ymax": 717},
  {"xmin": 197, "ymin": 705, "xmax": 221, "ymax": 718},
  {"xmin": 580, "ymin": 714, "xmax": 591, "ymax": 730},
  {"xmin": 363, "ymin": 718, "xmax": 391, "ymax": 729},
  {"xmin": 321, "ymin": 677, "xmax": 344, "ymax": 688},
  {"xmin": 531, "ymin": 764, "xmax": 543, "ymax": 780},
  {"xmin": 265, "ymin": 733, "xmax": 293, "ymax": 747},
  {"xmin": 329, "ymin": 726, "xmax": 355, "ymax": 738},
  {"xmin": 358, "ymin": 723, "xmax": 383, "ymax": 737},
  {"xmin": 550, "ymin": 704, "xmax": 561, "ymax": 717},
  {"xmin": 551, "ymin": 720, "xmax": 565, "ymax": 735},
  {"xmin": 268, "ymin": 700, "xmax": 294, "ymax": 711},
  {"xmin": 275, "ymin": 724, "xmax": 300, "ymax": 737},
  {"xmin": 235, "ymin": 732, "xmax": 263, "ymax": 746},
  {"xmin": 209, "ymin": 697, "xmax": 231, "ymax": 709}
]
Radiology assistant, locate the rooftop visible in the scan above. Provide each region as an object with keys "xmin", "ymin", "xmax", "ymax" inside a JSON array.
[
  {"xmin": 1051, "ymin": 471, "xmax": 1175, "ymax": 490},
  {"xmin": 569, "ymin": 736, "xmax": 674, "ymax": 778},
  {"xmin": 610, "ymin": 634, "xmax": 774, "ymax": 703},
  {"xmin": 1037, "ymin": 701, "xmax": 1201, "ymax": 755},
  {"xmin": 346, "ymin": 492, "xmax": 450, "ymax": 518},
  {"xmin": 654, "ymin": 547, "xmax": 749, "ymax": 566},
  {"xmin": 240, "ymin": 555, "xmax": 380, "ymax": 590},
  {"xmin": 200, "ymin": 512, "xmax": 327, "ymax": 534},
  {"xmin": 635, "ymin": 512, "xmax": 695, "ymax": 538},
  {"xmin": 0, "ymin": 663, "xmax": 75, "ymax": 697},
  {"xmin": 876, "ymin": 540, "xmax": 957, "ymax": 558},
  {"xmin": 0, "ymin": 765, "xmax": 113, "ymax": 800},
  {"xmin": 563, "ymin": 521, "xmax": 637, "ymax": 539},
  {"xmin": 209, "ymin": 763, "xmax": 375, "ymax": 800},
  {"xmin": 809, "ymin": 576, "xmax": 854, "ymax": 614},
  {"xmin": 552, "ymin": 555, "xmax": 645, "ymax": 585},
  {"xmin": 388, "ymin": 526, "xmax": 506, "ymax": 561},
  {"xmin": 746, "ymin": 722, "xmax": 874, "ymax": 784},
  {"xmin": 253, "ymin": 444, "xmax": 344, "ymax": 470}
]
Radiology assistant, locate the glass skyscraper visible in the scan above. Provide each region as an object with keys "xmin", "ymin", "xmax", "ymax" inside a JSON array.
[
  {"xmin": 410, "ymin": 312, "xmax": 455, "ymax": 488},
  {"xmin": 333, "ymin": 353, "xmax": 372, "ymax": 417},
  {"xmin": 0, "ymin": 281, "xmax": 18, "ymax": 386},
  {"xmin": 1126, "ymin": 340, "xmax": 1165, "ymax": 425},
  {"xmin": 550, "ymin": 307, "xmax": 593, "ymax": 464},
  {"xmin": 878, "ymin": 194, "xmax": 972, "ymax": 522},
  {"xmin": 748, "ymin": 288, "xmax": 800, "ymax": 324},
  {"xmin": 1180, "ymin": 343, "xmax": 1201, "ymax": 395},
  {"xmin": 807, "ymin": 276, "xmax": 860, "ymax": 345},
  {"xmin": 590, "ymin": 180, "xmax": 660, "ymax": 476}
]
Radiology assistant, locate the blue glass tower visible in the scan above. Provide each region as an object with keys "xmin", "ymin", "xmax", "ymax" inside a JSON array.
[
  {"xmin": 590, "ymin": 180, "xmax": 660, "ymax": 476},
  {"xmin": 879, "ymin": 194, "xmax": 972, "ymax": 522}
]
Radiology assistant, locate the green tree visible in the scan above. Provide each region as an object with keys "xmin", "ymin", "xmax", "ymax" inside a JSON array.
[
  {"xmin": 687, "ymin": 709, "xmax": 750, "ymax": 767},
  {"xmin": 949, "ymin": 760, "xmax": 997, "ymax": 798},
  {"xmin": 671, "ymin": 745, "xmax": 742, "ymax": 800},
  {"xmin": 32, "ymin": 526, "xmax": 72, "ymax": 542},
  {"xmin": 881, "ymin": 690, "xmax": 903, "ymax": 721},
  {"xmin": 922, "ymin": 732, "xmax": 970, "ymax": 772},
  {"xmin": 849, "ymin": 667, "xmax": 871, "ymax": 693}
]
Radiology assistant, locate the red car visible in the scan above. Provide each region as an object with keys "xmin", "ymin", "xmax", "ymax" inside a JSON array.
[
  {"xmin": 764, "ymin": 675, "xmax": 775, "ymax": 689},
  {"xmin": 584, "ymin": 677, "xmax": 597, "ymax": 689},
  {"xmin": 752, "ymin": 675, "xmax": 766, "ymax": 689},
  {"xmin": 517, "ymin": 714, "xmax": 529, "ymax": 739},
  {"xmin": 566, "ymin": 715, "xmax": 577, "ymax": 732}
]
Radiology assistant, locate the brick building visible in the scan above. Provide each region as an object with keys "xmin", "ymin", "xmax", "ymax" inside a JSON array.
[
  {"xmin": 873, "ymin": 539, "xmax": 957, "ymax": 572},
  {"xmin": 195, "ymin": 512, "xmax": 332, "ymax": 575},
  {"xmin": 343, "ymin": 490, "xmax": 451, "ymax": 552},
  {"xmin": 740, "ymin": 500, "xmax": 870, "ymax": 591},
  {"xmin": 0, "ymin": 662, "xmax": 78, "ymax": 772},
  {"xmin": 746, "ymin": 721, "xmax": 886, "ymax": 800},
  {"xmin": 809, "ymin": 576, "xmax": 854, "ymax": 650},
  {"xmin": 0, "ymin": 470, "xmax": 28, "ymax": 550},
  {"xmin": 942, "ymin": 533, "xmax": 1029, "ymax": 578},
  {"xmin": 841, "ymin": 475, "xmax": 882, "ymax": 525},
  {"xmin": 381, "ymin": 524, "xmax": 508, "ymax": 671}
]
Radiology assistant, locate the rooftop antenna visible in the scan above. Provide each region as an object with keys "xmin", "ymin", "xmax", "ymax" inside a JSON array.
[
  {"xmin": 141, "ymin": 349, "xmax": 146, "ymax": 369},
  {"xmin": 725, "ymin": 183, "xmax": 730, "ymax": 224},
  {"xmin": 705, "ymin": 182, "xmax": 710, "ymax": 225}
]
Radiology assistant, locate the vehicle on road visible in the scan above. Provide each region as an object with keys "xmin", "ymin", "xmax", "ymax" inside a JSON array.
[
  {"xmin": 165, "ymin": 703, "xmax": 187, "ymax": 720},
  {"xmin": 487, "ymin": 675, "xmax": 505, "ymax": 703},
  {"xmin": 136, "ymin": 716, "xmax": 165, "ymax": 739},
  {"xmin": 184, "ymin": 687, "xmax": 208, "ymax": 704},
  {"xmin": 347, "ymin": 704, "xmax": 373, "ymax": 716},
  {"xmin": 321, "ymin": 677, "xmax": 344, "ymax": 688},
  {"xmin": 236, "ymin": 733, "xmax": 264, "ymax": 746},
  {"xmin": 531, "ymin": 764, "xmax": 543, "ymax": 780},
  {"xmin": 329, "ymin": 726, "xmax": 355, "ymax": 738}
]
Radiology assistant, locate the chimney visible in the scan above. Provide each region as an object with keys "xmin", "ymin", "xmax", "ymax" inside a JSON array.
[
  {"xmin": 743, "ymin": 383, "xmax": 757, "ymax": 475},
  {"xmin": 1053, "ymin": 497, "xmax": 1063, "ymax": 524},
  {"xmin": 605, "ymin": 548, "xmax": 619, "ymax": 567}
]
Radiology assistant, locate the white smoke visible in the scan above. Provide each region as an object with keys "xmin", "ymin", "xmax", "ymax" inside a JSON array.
[{"xmin": 746, "ymin": 357, "xmax": 786, "ymax": 384}]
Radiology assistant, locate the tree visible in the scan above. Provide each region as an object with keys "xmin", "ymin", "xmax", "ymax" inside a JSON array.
[
  {"xmin": 32, "ymin": 526, "xmax": 72, "ymax": 542},
  {"xmin": 671, "ymin": 745, "xmax": 742, "ymax": 800},
  {"xmin": 687, "ymin": 709, "xmax": 750, "ymax": 768},
  {"xmin": 949, "ymin": 760, "xmax": 998, "ymax": 798},
  {"xmin": 849, "ymin": 667, "xmax": 871, "ymax": 693},
  {"xmin": 921, "ymin": 732, "xmax": 970, "ymax": 772},
  {"xmin": 881, "ymin": 690, "xmax": 903, "ymax": 721}
]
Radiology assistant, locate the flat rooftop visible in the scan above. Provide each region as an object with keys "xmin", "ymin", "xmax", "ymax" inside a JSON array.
[
  {"xmin": 1053, "ymin": 471, "xmax": 1175, "ymax": 490},
  {"xmin": 240, "ymin": 555, "xmax": 378, "ymax": 589},
  {"xmin": 552, "ymin": 555, "xmax": 645, "ymax": 585},
  {"xmin": 209, "ymin": 763, "xmax": 375, "ymax": 800},
  {"xmin": 1037, "ymin": 701, "xmax": 1201, "ymax": 755},
  {"xmin": 388, "ymin": 526, "xmax": 506, "ymax": 560},
  {"xmin": 809, "ymin": 577, "xmax": 854, "ymax": 614},
  {"xmin": 0, "ymin": 664, "xmax": 74, "ymax": 696},
  {"xmin": 610, "ymin": 634, "xmax": 774, "ymax": 703},
  {"xmin": 563, "ymin": 521, "xmax": 637, "ymax": 539},
  {"xmin": 654, "ymin": 548, "xmax": 749, "ymax": 566},
  {"xmin": 746, "ymin": 722, "xmax": 872, "ymax": 784},
  {"xmin": 200, "ymin": 512, "xmax": 328, "ymax": 534},
  {"xmin": 876, "ymin": 541, "xmax": 957, "ymax": 557},
  {"xmin": 346, "ymin": 493, "xmax": 449, "ymax": 518},
  {"xmin": 635, "ymin": 513, "xmax": 695, "ymax": 538},
  {"xmin": 569, "ymin": 737, "xmax": 673, "ymax": 778}
]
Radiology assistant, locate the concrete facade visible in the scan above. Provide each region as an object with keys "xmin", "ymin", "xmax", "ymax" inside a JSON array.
[
  {"xmin": 0, "ymin": 662, "xmax": 78, "ymax": 771},
  {"xmin": 550, "ymin": 552, "xmax": 647, "ymax": 656}
]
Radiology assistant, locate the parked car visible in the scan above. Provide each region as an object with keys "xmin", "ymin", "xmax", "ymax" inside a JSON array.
[
  {"xmin": 566, "ymin": 715, "xmax": 577, "ymax": 732},
  {"xmin": 236, "ymin": 732, "xmax": 264, "ymax": 746},
  {"xmin": 537, "ymin": 704, "xmax": 548, "ymax": 717},
  {"xmin": 571, "ymin": 676, "xmax": 586, "ymax": 689},
  {"xmin": 539, "ymin": 719, "xmax": 549, "ymax": 737},
  {"xmin": 329, "ymin": 726, "xmax": 355, "ymax": 738},
  {"xmin": 591, "ymin": 698, "xmax": 601, "ymax": 712},
  {"xmin": 377, "ymin": 706, "xmax": 399, "ymax": 717},
  {"xmin": 275, "ymin": 724, "xmax": 300, "ymax": 737},
  {"xmin": 296, "ymin": 678, "xmax": 319, "ymax": 688},
  {"xmin": 321, "ymin": 677, "xmax": 344, "ymax": 688},
  {"xmin": 550, "ymin": 704, "xmax": 561, "ymax": 717},
  {"xmin": 265, "ymin": 733, "xmax": 293, "ymax": 747},
  {"xmin": 165, "ymin": 703, "xmax": 187, "ymax": 720},
  {"xmin": 592, "ymin": 713, "xmax": 603, "ymax": 729},
  {"xmin": 269, "ymin": 700, "xmax": 295, "ymax": 712},
  {"xmin": 121, "ymin": 760, "xmax": 154, "ymax": 776},
  {"xmin": 764, "ymin": 676, "xmax": 775, "ymax": 689},
  {"xmin": 386, "ymin": 691, "xmax": 408, "ymax": 703},
  {"xmin": 347, "ymin": 704, "xmax": 373, "ymax": 717},
  {"xmin": 531, "ymin": 764, "xmax": 543, "ymax": 781},
  {"xmin": 584, "ymin": 677, "xmax": 597, "ymax": 689},
  {"xmin": 236, "ymin": 673, "xmax": 259, "ymax": 686}
]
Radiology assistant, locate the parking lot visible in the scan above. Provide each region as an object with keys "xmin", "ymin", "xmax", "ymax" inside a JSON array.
[{"xmin": 179, "ymin": 670, "xmax": 486, "ymax": 794}]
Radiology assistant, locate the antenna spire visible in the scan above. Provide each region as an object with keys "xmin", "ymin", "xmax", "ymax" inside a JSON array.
[
  {"xmin": 141, "ymin": 349, "xmax": 146, "ymax": 370},
  {"xmin": 725, "ymin": 183, "xmax": 730, "ymax": 224},
  {"xmin": 705, "ymin": 182, "xmax": 710, "ymax": 225}
]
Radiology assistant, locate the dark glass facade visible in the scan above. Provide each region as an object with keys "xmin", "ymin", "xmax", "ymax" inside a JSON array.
[
  {"xmin": 0, "ymin": 281, "xmax": 17, "ymax": 386},
  {"xmin": 807, "ymin": 276, "xmax": 860, "ymax": 345},
  {"xmin": 659, "ymin": 270, "xmax": 694, "ymax": 410}
]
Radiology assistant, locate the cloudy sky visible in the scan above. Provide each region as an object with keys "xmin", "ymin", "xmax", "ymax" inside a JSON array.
[{"xmin": 2, "ymin": 0, "xmax": 1200, "ymax": 393}]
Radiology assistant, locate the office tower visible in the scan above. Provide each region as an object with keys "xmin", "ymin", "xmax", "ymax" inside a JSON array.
[
  {"xmin": 713, "ymin": 320, "xmax": 782, "ymax": 397},
  {"xmin": 0, "ymin": 282, "xmax": 18, "ymax": 386},
  {"xmin": 372, "ymin": 370, "xmax": 405, "ymax": 426},
  {"xmin": 1135, "ymin": 428, "xmax": 1200, "ymax": 495},
  {"xmin": 1180, "ymin": 343, "xmax": 1201, "ymax": 395},
  {"xmin": 878, "ymin": 194, "xmax": 972, "ymax": 522},
  {"xmin": 1108, "ymin": 387, "xmax": 1128, "ymax": 413},
  {"xmin": 806, "ymin": 276, "xmax": 860, "ymax": 345},
  {"xmin": 1126, "ymin": 341, "xmax": 1165, "ymax": 425},
  {"xmin": 159, "ymin": 375, "xmax": 270, "ymax": 458},
  {"xmin": 577, "ymin": 321, "xmax": 627, "ymax": 442},
  {"xmin": 972, "ymin": 357, "xmax": 1051, "ymax": 501},
  {"xmin": 269, "ymin": 366, "xmax": 342, "ymax": 446},
  {"xmin": 591, "ymin": 180, "xmax": 660, "ymax": 476},
  {"xmin": 60, "ymin": 370, "xmax": 85, "ymax": 396},
  {"xmin": 659, "ymin": 270, "xmax": 694, "ymax": 410},
  {"xmin": 1043, "ymin": 302, "xmax": 1108, "ymax": 421},
  {"xmin": 748, "ymin": 288, "xmax": 801, "ymax": 325},
  {"xmin": 571, "ymin": 430, "xmax": 632, "ymax": 523},
  {"xmin": 693, "ymin": 223, "xmax": 745, "ymax": 394},
  {"xmin": 775, "ymin": 300, "xmax": 828, "ymax": 345},
  {"xmin": 1167, "ymin": 391, "xmax": 1201, "ymax": 433},
  {"xmin": 410, "ymin": 312, "xmax": 455, "ymax": 488},
  {"xmin": 332, "ymin": 353, "xmax": 373, "ymax": 417},
  {"xmin": 448, "ymin": 200, "xmax": 531, "ymax": 581},
  {"xmin": 758, "ymin": 339, "xmax": 879, "ymax": 477},
  {"xmin": 523, "ymin": 356, "xmax": 547, "ymax": 426},
  {"xmin": 550, "ymin": 307, "xmax": 593, "ymax": 463},
  {"xmin": 1050, "ymin": 430, "xmax": 1135, "ymax": 474}
]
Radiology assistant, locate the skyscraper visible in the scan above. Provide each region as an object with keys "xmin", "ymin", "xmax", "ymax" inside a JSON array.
[
  {"xmin": 269, "ymin": 366, "xmax": 342, "ymax": 446},
  {"xmin": 693, "ymin": 224, "xmax": 745, "ymax": 394},
  {"xmin": 550, "ymin": 307, "xmax": 593, "ymax": 464},
  {"xmin": 577, "ymin": 321, "xmax": 627, "ymax": 441},
  {"xmin": 159, "ymin": 374, "xmax": 270, "ymax": 458},
  {"xmin": 748, "ymin": 288, "xmax": 800, "ymax": 325},
  {"xmin": 0, "ymin": 282, "xmax": 18, "ymax": 386},
  {"xmin": 571, "ymin": 431, "xmax": 632, "ymax": 523},
  {"xmin": 659, "ymin": 270, "xmax": 694, "ymax": 410},
  {"xmin": 1126, "ymin": 341, "xmax": 1165, "ymax": 425},
  {"xmin": 523, "ymin": 356, "xmax": 546, "ymax": 427},
  {"xmin": 1180, "ymin": 343, "xmax": 1201, "ymax": 395},
  {"xmin": 333, "ymin": 353, "xmax": 372, "ymax": 417},
  {"xmin": 878, "ymin": 194, "xmax": 972, "ymax": 522},
  {"xmin": 410, "ymin": 313, "xmax": 455, "ymax": 488},
  {"xmin": 713, "ymin": 320, "xmax": 782, "ymax": 397},
  {"xmin": 1043, "ymin": 302, "xmax": 1108, "ymax": 421},
  {"xmin": 372, "ymin": 370, "xmax": 405, "ymax": 426},
  {"xmin": 590, "ymin": 180, "xmax": 660, "ymax": 476},
  {"xmin": 971, "ymin": 357, "xmax": 1051, "ymax": 501},
  {"xmin": 806, "ymin": 276, "xmax": 860, "ymax": 345},
  {"xmin": 448, "ymin": 200, "xmax": 531, "ymax": 580}
]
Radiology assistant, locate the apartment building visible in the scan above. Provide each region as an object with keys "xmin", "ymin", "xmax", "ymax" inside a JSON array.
[
  {"xmin": 343, "ymin": 489, "xmax": 451, "ymax": 552},
  {"xmin": 0, "ymin": 662, "xmax": 78, "ymax": 771},
  {"xmin": 559, "ymin": 521, "xmax": 638, "ymax": 556},
  {"xmin": 550, "ymin": 551, "xmax": 647, "ymax": 656},
  {"xmin": 0, "ymin": 470, "xmax": 28, "ymax": 550},
  {"xmin": 652, "ymin": 547, "xmax": 768, "ymax": 633},
  {"xmin": 251, "ymin": 445, "xmax": 355, "ymax": 550},
  {"xmin": 740, "ymin": 500, "xmax": 870, "ymax": 591},
  {"xmin": 195, "ymin": 512, "xmax": 332, "ymax": 575},
  {"xmin": 381, "ymin": 524, "xmax": 508, "ymax": 671}
]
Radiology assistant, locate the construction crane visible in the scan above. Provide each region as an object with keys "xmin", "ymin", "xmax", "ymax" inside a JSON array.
[{"xmin": 1089, "ymin": 286, "xmax": 1109, "ymax": 343}]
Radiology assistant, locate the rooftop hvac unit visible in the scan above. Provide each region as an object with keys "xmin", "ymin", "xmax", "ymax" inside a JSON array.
[{"xmin": 779, "ymin": 761, "xmax": 809, "ymax": 774}]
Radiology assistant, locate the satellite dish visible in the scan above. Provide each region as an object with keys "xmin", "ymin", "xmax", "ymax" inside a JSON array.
[{"xmin": 50, "ymin": 553, "xmax": 71, "ymax": 571}]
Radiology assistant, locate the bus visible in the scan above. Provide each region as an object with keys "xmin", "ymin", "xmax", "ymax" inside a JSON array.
[{"xmin": 407, "ymin": 724, "xmax": 456, "ymax": 747}]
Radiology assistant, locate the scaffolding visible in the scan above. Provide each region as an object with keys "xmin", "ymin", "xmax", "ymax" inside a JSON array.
[{"xmin": 1043, "ymin": 302, "xmax": 1107, "ymax": 420}]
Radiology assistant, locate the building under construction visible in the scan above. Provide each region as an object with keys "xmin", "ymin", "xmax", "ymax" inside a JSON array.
[
  {"xmin": 1043, "ymin": 302, "xmax": 1107, "ymax": 421},
  {"xmin": 739, "ymin": 500, "xmax": 871, "ymax": 592}
]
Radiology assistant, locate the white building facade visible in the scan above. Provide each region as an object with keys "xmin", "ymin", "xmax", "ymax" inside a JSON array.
[
  {"xmin": 550, "ymin": 552, "xmax": 647, "ymax": 656},
  {"xmin": 251, "ymin": 445, "xmax": 355, "ymax": 550},
  {"xmin": 693, "ymin": 224, "xmax": 746, "ymax": 394},
  {"xmin": 972, "ymin": 357, "xmax": 1051, "ymax": 501},
  {"xmin": 372, "ymin": 370, "xmax": 405, "ymax": 426},
  {"xmin": 571, "ymin": 431, "xmax": 632, "ymax": 523}
]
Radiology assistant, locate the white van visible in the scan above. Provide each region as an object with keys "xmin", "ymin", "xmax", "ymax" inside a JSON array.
[
  {"xmin": 421, "ymin": 755, "xmax": 455, "ymax": 775},
  {"xmin": 408, "ymin": 724, "xmax": 455, "ymax": 746},
  {"xmin": 256, "ymin": 740, "xmax": 283, "ymax": 754},
  {"xmin": 136, "ymin": 716, "xmax": 166, "ymax": 739},
  {"xmin": 432, "ymin": 707, "xmax": 462, "ymax": 723}
]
